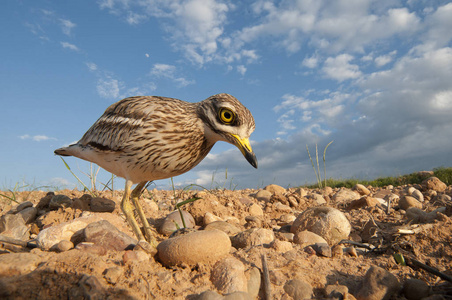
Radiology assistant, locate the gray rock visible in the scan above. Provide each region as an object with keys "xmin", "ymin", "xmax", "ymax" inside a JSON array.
[
  {"xmin": 159, "ymin": 210, "xmax": 195, "ymax": 235},
  {"xmin": 204, "ymin": 221, "xmax": 241, "ymax": 236},
  {"xmin": 18, "ymin": 206, "xmax": 37, "ymax": 224},
  {"xmin": 246, "ymin": 267, "xmax": 261, "ymax": 299},
  {"xmin": 90, "ymin": 197, "xmax": 116, "ymax": 212},
  {"xmin": 0, "ymin": 214, "xmax": 29, "ymax": 240},
  {"xmin": 84, "ymin": 220, "xmax": 137, "ymax": 251},
  {"xmin": 293, "ymin": 230, "xmax": 328, "ymax": 248},
  {"xmin": 75, "ymin": 242, "xmax": 107, "ymax": 256},
  {"xmin": 264, "ymin": 184, "xmax": 286, "ymax": 195},
  {"xmin": 421, "ymin": 177, "xmax": 447, "ymax": 192},
  {"xmin": 356, "ymin": 265, "xmax": 400, "ymax": 300},
  {"xmin": 196, "ymin": 290, "xmax": 224, "ymax": 300},
  {"xmin": 56, "ymin": 239, "xmax": 74, "ymax": 252},
  {"xmin": 332, "ymin": 189, "xmax": 360, "ymax": 203},
  {"xmin": 255, "ymin": 190, "xmax": 272, "ymax": 202},
  {"xmin": 231, "ymin": 228, "xmax": 274, "ymax": 249},
  {"xmin": 211, "ymin": 257, "xmax": 248, "ymax": 294},
  {"xmin": 399, "ymin": 196, "xmax": 422, "ymax": 210},
  {"xmin": 103, "ymin": 266, "xmax": 123, "ymax": 284},
  {"xmin": 324, "ymin": 284, "xmax": 349, "ymax": 298},
  {"xmin": 157, "ymin": 229, "xmax": 231, "ymax": 266},
  {"xmin": 49, "ymin": 194, "xmax": 73, "ymax": 210},
  {"xmin": 402, "ymin": 279, "xmax": 430, "ymax": 300},
  {"xmin": 8, "ymin": 201, "xmax": 33, "ymax": 214},
  {"xmin": 224, "ymin": 292, "xmax": 252, "ymax": 300},
  {"xmin": 312, "ymin": 242, "xmax": 332, "ymax": 257},
  {"xmin": 283, "ymin": 278, "xmax": 313, "ymax": 299}
]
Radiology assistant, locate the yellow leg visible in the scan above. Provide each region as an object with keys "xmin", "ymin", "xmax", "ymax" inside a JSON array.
[
  {"xmin": 121, "ymin": 180, "xmax": 145, "ymax": 241},
  {"xmin": 130, "ymin": 181, "xmax": 158, "ymax": 248}
]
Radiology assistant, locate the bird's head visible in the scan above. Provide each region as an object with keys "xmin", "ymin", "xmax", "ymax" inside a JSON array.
[{"xmin": 198, "ymin": 93, "xmax": 258, "ymax": 169}]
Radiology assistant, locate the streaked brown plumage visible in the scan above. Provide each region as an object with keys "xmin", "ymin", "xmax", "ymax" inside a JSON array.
[{"xmin": 55, "ymin": 93, "xmax": 257, "ymax": 247}]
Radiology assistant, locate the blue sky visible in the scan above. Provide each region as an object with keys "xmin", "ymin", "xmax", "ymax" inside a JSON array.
[{"xmin": 1, "ymin": 0, "xmax": 451, "ymax": 190}]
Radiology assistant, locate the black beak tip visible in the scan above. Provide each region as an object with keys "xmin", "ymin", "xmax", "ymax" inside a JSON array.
[{"xmin": 246, "ymin": 152, "xmax": 258, "ymax": 169}]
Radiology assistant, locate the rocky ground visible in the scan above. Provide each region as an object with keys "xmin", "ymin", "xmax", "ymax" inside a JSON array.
[{"xmin": 0, "ymin": 172, "xmax": 451, "ymax": 299}]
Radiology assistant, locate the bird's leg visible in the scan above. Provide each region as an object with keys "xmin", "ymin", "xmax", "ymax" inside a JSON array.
[
  {"xmin": 130, "ymin": 181, "xmax": 157, "ymax": 247},
  {"xmin": 121, "ymin": 180, "xmax": 145, "ymax": 241}
]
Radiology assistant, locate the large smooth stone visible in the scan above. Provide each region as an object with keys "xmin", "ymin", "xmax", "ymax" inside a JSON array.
[
  {"xmin": 157, "ymin": 229, "xmax": 231, "ymax": 266},
  {"xmin": 291, "ymin": 207, "xmax": 351, "ymax": 245}
]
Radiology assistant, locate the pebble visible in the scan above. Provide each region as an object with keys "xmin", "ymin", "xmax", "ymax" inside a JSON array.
[
  {"xmin": 211, "ymin": 257, "xmax": 247, "ymax": 294},
  {"xmin": 399, "ymin": 196, "xmax": 422, "ymax": 210},
  {"xmin": 274, "ymin": 202, "xmax": 292, "ymax": 213},
  {"xmin": 355, "ymin": 266, "xmax": 399, "ymax": 300},
  {"xmin": 84, "ymin": 220, "xmax": 137, "ymax": 251},
  {"xmin": 36, "ymin": 193, "xmax": 54, "ymax": 209},
  {"xmin": 71, "ymin": 198, "xmax": 90, "ymax": 211},
  {"xmin": 345, "ymin": 247, "xmax": 358, "ymax": 257},
  {"xmin": 278, "ymin": 214, "xmax": 296, "ymax": 226},
  {"xmin": 348, "ymin": 196, "xmax": 379, "ymax": 210},
  {"xmin": 353, "ymin": 184, "xmax": 371, "ymax": 195},
  {"xmin": 308, "ymin": 193, "xmax": 327, "ymax": 205},
  {"xmin": 248, "ymin": 203, "xmax": 263, "ymax": 216},
  {"xmin": 324, "ymin": 284, "xmax": 349, "ymax": 298},
  {"xmin": 255, "ymin": 190, "xmax": 272, "ymax": 202},
  {"xmin": 270, "ymin": 239, "xmax": 293, "ymax": 252},
  {"xmin": 283, "ymin": 278, "xmax": 313, "ymax": 299},
  {"xmin": 157, "ymin": 229, "xmax": 231, "ymax": 266},
  {"xmin": 246, "ymin": 267, "xmax": 261, "ymax": 299},
  {"xmin": 90, "ymin": 197, "xmax": 116, "ymax": 212},
  {"xmin": 331, "ymin": 244, "xmax": 343, "ymax": 257},
  {"xmin": 103, "ymin": 266, "xmax": 123, "ymax": 284},
  {"xmin": 56, "ymin": 239, "xmax": 74, "ymax": 252},
  {"xmin": 402, "ymin": 278, "xmax": 430, "ymax": 300},
  {"xmin": 204, "ymin": 221, "xmax": 241, "ymax": 236},
  {"xmin": 244, "ymin": 216, "xmax": 262, "ymax": 228},
  {"xmin": 18, "ymin": 206, "xmax": 38, "ymax": 224},
  {"xmin": 8, "ymin": 201, "xmax": 33, "ymax": 214},
  {"xmin": 196, "ymin": 290, "xmax": 224, "ymax": 300},
  {"xmin": 421, "ymin": 177, "xmax": 447, "ymax": 192},
  {"xmin": 291, "ymin": 207, "xmax": 351, "ymax": 245},
  {"xmin": 312, "ymin": 243, "xmax": 332, "ymax": 257},
  {"xmin": 0, "ymin": 213, "xmax": 30, "ymax": 240},
  {"xmin": 332, "ymin": 189, "xmax": 360, "ymax": 203},
  {"xmin": 123, "ymin": 250, "xmax": 149, "ymax": 264},
  {"xmin": 159, "ymin": 210, "xmax": 196, "ymax": 235},
  {"xmin": 264, "ymin": 184, "xmax": 286, "ymax": 195},
  {"xmin": 49, "ymin": 194, "xmax": 73, "ymax": 210},
  {"xmin": 408, "ymin": 187, "xmax": 424, "ymax": 202},
  {"xmin": 231, "ymin": 228, "xmax": 274, "ymax": 249},
  {"xmin": 293, "ymin": 230, "xmax": 328, "ymax": 248},
  {"xmin": 75, "ymin": 242, "xmax": 107, "ymax": 256},
  {"xmin": 204, "ymin": 212, "xmax": 223, "ymax": 225}
]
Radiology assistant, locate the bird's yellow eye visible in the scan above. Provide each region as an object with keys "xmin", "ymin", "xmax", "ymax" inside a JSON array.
[{"xmin": 219, "ymin": 108, "xmax": 235, "ymax": 124}]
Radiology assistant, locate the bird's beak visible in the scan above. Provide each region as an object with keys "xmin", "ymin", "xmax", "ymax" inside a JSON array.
[{"xmin": 230, "ymin": 134, "xmax": 258, "ymax": 169}]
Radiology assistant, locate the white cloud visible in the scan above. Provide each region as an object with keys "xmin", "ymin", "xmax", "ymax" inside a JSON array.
[
  {"xmin": 97, "ymin": 76, "xmax": 122, "ymax": 99},
  {"xmin": 237, "ymin": 65, "xmax": 246, "ymax": 76},
  {"xmin": 322, "ymin": 54, "xmax": 361, "ymax": 82},
  {"xmin": 86, "ymin": 62, "xmax": 98, "ymax": 72},
  {"xmin": 60, "ymin": 41, "xmax": 79, "ymax": 51},
  {"xmin": 302, "ymin": 54, "xmax": 319, "ymax": 69},
  {"xmin": 150, "ymin": 63, "xmax": 195, "ymax": 87},
  {"xmin": 59, "ymin": 18, "xmax": 76, "ymax": 35},
  {"xmin": 19, "ymin": 134, "xmax": 57, "ymax": 142}
]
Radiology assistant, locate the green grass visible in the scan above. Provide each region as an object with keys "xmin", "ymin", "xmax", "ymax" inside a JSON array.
[{"xmin": 305, "ymin": 167, "xmax": 452, "ymax": 189}]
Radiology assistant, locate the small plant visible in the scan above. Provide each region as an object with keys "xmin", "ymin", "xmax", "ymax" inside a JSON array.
[
  {"xmin": 59, "ymin": 157, "xmax": 116, "ymax": 196},
  {"xmin": 306, "ymin": 141, "xmax": 333, "ymax": 188},
  {"xmin": 169, "ymin": 177, "xmax": 205, "ymax": 229}
]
